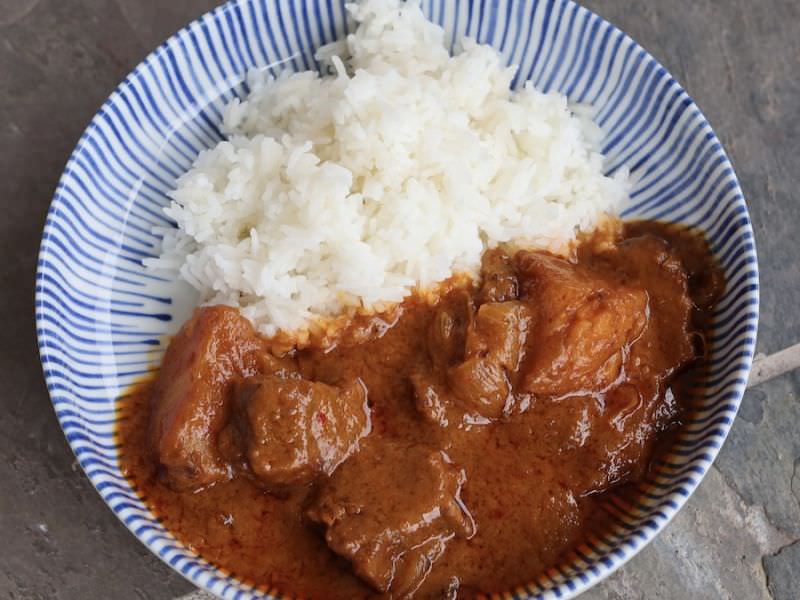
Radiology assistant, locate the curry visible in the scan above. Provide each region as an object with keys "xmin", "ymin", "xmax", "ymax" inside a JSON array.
[{"xmin": 117, "ymin": 221, "xmax": 723, "ymax": 599}]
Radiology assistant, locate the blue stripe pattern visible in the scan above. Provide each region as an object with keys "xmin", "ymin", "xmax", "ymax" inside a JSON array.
[{"xmin": 35, "ymin": 1, "xmax": 759, "ymax": 599}]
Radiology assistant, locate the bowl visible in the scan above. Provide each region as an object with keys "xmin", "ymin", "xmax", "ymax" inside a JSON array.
[{"xmin": 35, "ymin": 0, "xmax": 759, "ymax": 598}]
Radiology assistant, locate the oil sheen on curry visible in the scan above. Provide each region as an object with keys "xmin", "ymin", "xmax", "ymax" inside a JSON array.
[{"xmin": 117, "ymin": 221, "xmax": 724, "ymax": 599}]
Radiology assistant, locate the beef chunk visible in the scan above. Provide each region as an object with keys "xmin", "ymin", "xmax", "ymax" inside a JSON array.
[
  {"xmin": 426, "ymin": 289, "xmax": 473, "ymax": 371},
  {"xmin": 478, "ymin": 247, "xmax": 518, "ymax": 304},
  {"xmin": 149, "ymin": 306, "xmax": 289, "ymax": 490},
  {"xmin": 414, "ymin": 301, "xmax": 532, "ymax": 423},
  {"xmin": 410, "ymin": 372, "xmax": 453, "ymax": 428},
  {"xmin": 575, "ymin": 383, "xmax": 654, "ymax": 491},
  {"xmin": 447, "ymin": 356, "xmax": 510, "ymax": 420},
  {"xmin": 447, "ymin": 301, "xmax": 532, "ymax": 419},
  {"xmin": 463, "ymin": 301, "xmax": 531, "ymax": 372},
  {"xmin": 307, "ymin": 443, "xmax": 474, "ymax": 596},
  {"xmin": 612, "ymin": 235, "xmax": 696, "ymax": 374},
  {"xmin": 515, "ymin": 252, "xmax": 648, "ymax": 397},
  {"xmin": 231, "ymin": 376, "xmax": 371, "ymax": 487}
]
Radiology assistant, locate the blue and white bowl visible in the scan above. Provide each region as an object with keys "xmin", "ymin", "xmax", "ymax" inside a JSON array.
[{"xmin": 35, "ymin": 1, "xmax": 759, "ymax": 598}]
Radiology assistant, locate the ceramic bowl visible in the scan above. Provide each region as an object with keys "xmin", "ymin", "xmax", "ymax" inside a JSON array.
[{"xmin": 36, "ymin": 1, "xmax": 759, "ymax": 598}]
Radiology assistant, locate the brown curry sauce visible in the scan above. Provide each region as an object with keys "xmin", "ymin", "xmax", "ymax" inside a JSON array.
[{"xmin": 117, "ymin": 221, "xmax": 723, "ymax": 599}]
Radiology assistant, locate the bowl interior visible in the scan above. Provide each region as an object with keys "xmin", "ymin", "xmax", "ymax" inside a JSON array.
[{"xmin": 36, "ymin": 0, "xmax": 758, "ymax": 598}]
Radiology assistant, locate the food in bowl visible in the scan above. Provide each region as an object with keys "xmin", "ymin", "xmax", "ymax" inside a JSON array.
[
  {"xmin": 121, "ymin": 222, "xmax": 722, "ymax": 598},
  {"xmin": 116, "ymin": 1, "xmax": 725, "ymax": 598}
]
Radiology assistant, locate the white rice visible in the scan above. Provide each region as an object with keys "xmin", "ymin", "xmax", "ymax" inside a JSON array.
[{"xmin": 146, "ymin": 0, "xmax": 629, "ymax": 337}]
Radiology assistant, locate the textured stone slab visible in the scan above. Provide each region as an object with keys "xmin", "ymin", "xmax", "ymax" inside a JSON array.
[{"xmin": 764, "ymin": 540, "xmax": 800, "ymax": 600}]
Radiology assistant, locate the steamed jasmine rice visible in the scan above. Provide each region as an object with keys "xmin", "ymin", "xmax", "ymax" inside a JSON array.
[{"xmin": 146, "ymin": 0, "xmax": 629, "ymax": 337}]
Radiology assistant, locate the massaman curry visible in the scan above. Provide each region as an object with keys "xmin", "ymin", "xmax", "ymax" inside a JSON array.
[{"xmin": 117, "ymin": 221, "xmax": 724, "ymax": 599}]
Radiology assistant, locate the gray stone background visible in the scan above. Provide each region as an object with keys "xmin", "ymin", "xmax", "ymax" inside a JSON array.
[{"xmin": 0, "ymin": 0, "xmax": 797, "ymax": 598}]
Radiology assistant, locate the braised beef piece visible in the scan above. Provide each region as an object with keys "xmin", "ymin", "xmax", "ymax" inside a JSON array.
[
  {"xmin": 413, "ymin": 294, "xmax": 533, "ymax": 424},
  {"xmin": 563, "ymin": 236, "xmax": 699, "ymax": 493},
  {"xmin": 463, "ymin": 301, "xmax": 530, "ymax": 373},
  {"xmin": 478, "ymin": 247, "xmax": 518, "ymax": 304},
  {"xmin": 149, "ymin": 306, "xmax": 292, "ymax": 490},
  {"xmin": 308, "ymin": 442, "xmax": 474, "ymax": 596},
  {"xmin": 609, "ymin": 235, "xmax": 695, "ymax": 374},
  {"xmin": 447, "ymin": 301, "xmax": 533, "ymax": 418},
  {"xmin": 411, "ymin": 372, "xmax": 453, "ymax": 428},
  {"xmin": 517, "ymin": 236, "xmax": 700, "ymax": 494},
  {"xmin": 227, "ymin": 376, "xmax": 371, "ymax": 487},
  {"xmin": 622, "ymin": 222, "xmax": 725, "ymax": 317},
  {"xmin": 412, "ymin": 291, "xmax": 475, "ymax": 427},
  {"xmin": 150, "ymin": 306, "xmax": 371, "ymax": 491},
  {"xmin": 426, "ymin": 289, "xmax": 473, "ymax": 371},
  {"xmin": 515, "ymin": 252, "xmax": 649, "ymax": 397}
]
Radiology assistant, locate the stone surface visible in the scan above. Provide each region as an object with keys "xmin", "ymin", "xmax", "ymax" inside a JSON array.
[
  {"xmin": 764, "ymin": 540, "xmax": 800, "ymax": 600},
  {"xmin": 0, "ymin": 1, "xmax": 798, "ymax": 599},
  {"xmin": 582, "ymin": 466, "xmax": 790, "ymax": 600}
]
